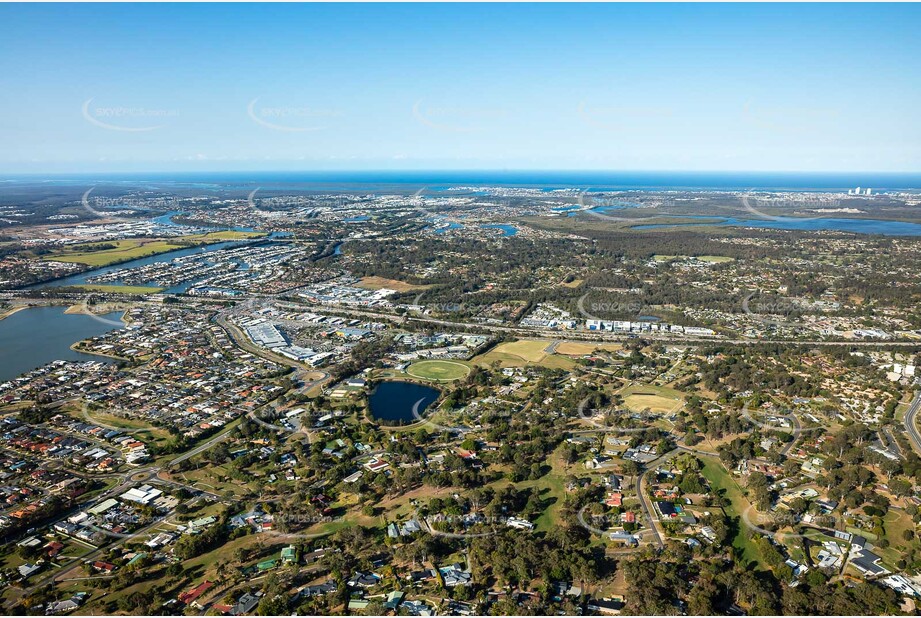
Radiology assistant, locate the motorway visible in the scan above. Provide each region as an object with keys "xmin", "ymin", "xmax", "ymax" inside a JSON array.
[{"xmin": 271, "ymin": 298, "xmax": 921, "ymax": 349}]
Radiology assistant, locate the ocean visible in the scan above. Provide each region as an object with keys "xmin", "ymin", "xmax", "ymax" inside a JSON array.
[{"xmin": 4, "ymin": 170, "xmax": 920, "ymax": 192}]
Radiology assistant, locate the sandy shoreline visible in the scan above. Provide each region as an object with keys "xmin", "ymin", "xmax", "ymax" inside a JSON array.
[{"xmin": 0, "ymin": 305, "xmax": 30, "ymax": 322}]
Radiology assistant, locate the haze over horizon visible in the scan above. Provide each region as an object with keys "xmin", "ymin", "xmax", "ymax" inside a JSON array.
[{"xmin": 1, "ymin": 3, "xmax": 919, "ymax": 174}]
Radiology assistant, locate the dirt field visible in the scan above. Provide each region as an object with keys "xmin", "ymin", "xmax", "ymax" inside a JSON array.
[
  {"xmin": 356, "ymin": 276, "xmax": 428, "ymax": 292},
  {"xmin": 554, "ymin": 341, "xmax": 623, "ymax": 356},
  {"xmin": 473, "ymin": 339, "xmax": 575, "ymax": 370}
]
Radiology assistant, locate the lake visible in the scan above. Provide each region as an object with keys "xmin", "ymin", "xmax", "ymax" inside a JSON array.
[
  {"xmin": 482, "ymin": 224, "xmax": 519, "ymax": 236},
  {"xmin": 368, "ymin": 381, "xmax": 440, "ymax": 424},
  {"xmin": 0, "ymin": 306, "xmax": 125, "ymax": 383}
]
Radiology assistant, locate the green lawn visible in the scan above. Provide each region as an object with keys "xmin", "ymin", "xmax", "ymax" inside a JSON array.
[
  {"xmin": 406, "ymin": 359, "xmax": 471, "ymax": 382},
  {"xmin": 80, "ymin": 408, "xmax": 173, "ymax": 446},
  {"xmin": 700, "ymin": 456, "xmax": 767, "ymax": 568},
  {"xmin": 43, "ymin": 239, "xmax": 186, "ymax": 266},
  {"xmin": 42, "ymin": 231, "xmax": 265, "ymax": 267},
  {"xmin": 619, "ymin": 383, "xmax": 685, "ymax": 413},
  {"xmin": 877, "ymin": 508, "xmax": 916, "ymax": 567}
]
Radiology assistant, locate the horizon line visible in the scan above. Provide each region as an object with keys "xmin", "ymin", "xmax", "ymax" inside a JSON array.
[{"xmin": 3, "ymin": 169, "xmax": 921, "ymax": 178}]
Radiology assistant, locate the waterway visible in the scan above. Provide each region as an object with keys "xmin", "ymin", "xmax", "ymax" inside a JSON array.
[
  {"xmin": 32, "ymin": 240, "xmax": 246, "ymax": 291},
  {"xmin": 0, "ymin": 306, "xmax": 125, "ymax": 383}
]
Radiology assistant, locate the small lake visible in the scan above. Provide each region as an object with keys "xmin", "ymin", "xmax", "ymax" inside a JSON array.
[
  {"xmin": 631, "ymin": 215, "xmax": 921, "ymax": 236},
  {"xmin": 368, "ymin": 381, "xmax": 440, "ymax": 424},
  {"xmin": 0, "ymin": 306, "xmax": 125, "ymax": 383}
]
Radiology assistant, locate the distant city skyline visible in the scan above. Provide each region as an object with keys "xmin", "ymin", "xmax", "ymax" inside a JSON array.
[{"xmin": 1, "ymin": 3, "xmax": 919, "ymax": 173}]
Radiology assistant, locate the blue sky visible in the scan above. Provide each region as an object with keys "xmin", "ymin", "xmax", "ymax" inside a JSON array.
[{"xmin": 0, "ymin": 3, "xmax": 919, "ymax": 173}]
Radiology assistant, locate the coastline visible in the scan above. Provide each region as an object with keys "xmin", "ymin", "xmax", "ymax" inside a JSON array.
[{"xmin": 66, "ymin": 306, "xmax": 132, "ymax": 360}]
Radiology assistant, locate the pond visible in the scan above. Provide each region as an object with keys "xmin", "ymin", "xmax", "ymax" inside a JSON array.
[
  {"xmin": 368, "ymin": 381, "xmax": 440, "ymax": 424},
  {"xmin": 482, "ymin": 224, "xmax": 519, "ymax": 236}
]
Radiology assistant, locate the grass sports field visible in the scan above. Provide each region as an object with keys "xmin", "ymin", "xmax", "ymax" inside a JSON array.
[
  {"xmin": 407, "ymin": 359, "xmax": 471, "ymax": 382},
  {"xmin": 619, "ymin": 383, "xmax": 684, "ymax": 413}
]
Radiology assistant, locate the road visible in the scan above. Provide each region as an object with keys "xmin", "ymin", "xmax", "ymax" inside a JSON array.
[
  {"xmin": 780, "ymin": 412, "xmax": 802, "ymax": 457},
  {"xmin": 168, "ymin": 423, "xmax": 237, "ymax": 468},
  {"xmin": 631, "ymin": 441, "xmax": 758, "ymax": 551},
  {"xmin": 903, "ymin": 392, "xmax": 921, "ymax": 455},
  {"xmin": 633, "ymin": 448, "xmax": 683, "ymax": 549}
]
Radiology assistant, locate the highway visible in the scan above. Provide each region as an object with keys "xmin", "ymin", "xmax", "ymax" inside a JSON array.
[{"xmin": 267, "ymin": 298, "xmax": 921, "ymax": 349}]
